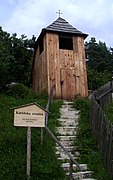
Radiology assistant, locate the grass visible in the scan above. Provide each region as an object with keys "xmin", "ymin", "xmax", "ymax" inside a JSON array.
[
  {"xmin": 73, "ymin": 97, "xmax": 112, "ymax": 180},
  {"xmin": 2, "ymin": 87, "xmax": 112, "ymax": 180},
  {"xmin": 104, "ymin": 101, "xmax": 113, "ymax": 123},
  {"xmin": 0, "ymin": 90, "xmax": 66, "ymax": 180}
]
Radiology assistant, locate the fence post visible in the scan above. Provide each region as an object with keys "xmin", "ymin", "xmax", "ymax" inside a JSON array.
[{"xmin": 69, "ymin": 160, "xmax": 73, "ymax": 180}]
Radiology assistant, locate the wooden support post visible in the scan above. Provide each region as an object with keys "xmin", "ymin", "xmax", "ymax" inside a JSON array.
[
  {"xmin": 41, "ymin": 127, "xmax": 43, "ymax": 145},
  {"xmin": 69, "ymin": 160, "xmax": 73, "ymax": 180},
  {"xmin": 27, "ymin": 127, "xmax": 31, "ymax": 180}
]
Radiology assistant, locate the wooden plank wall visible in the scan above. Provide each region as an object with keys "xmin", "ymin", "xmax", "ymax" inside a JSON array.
[
  {"xmin": 73, "ymin": 36, "xmax": 88, "ymax": 97},
  {"xmin": 46, "ymin": 33, "xmax": 61, "ymax": 97},
  {"xmin": 33, "ymin": 32, "xmax": 88, "ymax": 99},
  {"xmin": 59, "ymin": 50, "xmax": 75, "ymax": 99},
  {"xmin": 32, "ymin": 35, "xmax": 48, "ymax": 93}
]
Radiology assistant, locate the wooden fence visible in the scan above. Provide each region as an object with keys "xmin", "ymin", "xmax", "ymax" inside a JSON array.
[{"xmin": 91, "ymin": 81, "xmax": 113, "ymax": 177}]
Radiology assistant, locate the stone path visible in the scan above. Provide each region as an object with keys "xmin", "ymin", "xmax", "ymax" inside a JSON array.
[{"xmin": 56, "ymin": 101, "xmax": 96, "ymax": 180}]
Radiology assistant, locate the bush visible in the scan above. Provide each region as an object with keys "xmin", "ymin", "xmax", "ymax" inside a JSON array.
[
  {"xmin": 73, "ymin": 97, "xmax": 90, "ymax": 112},
  {"xmin": 7, "ymin": 83, "xmax": 29, "ymax": 98}
]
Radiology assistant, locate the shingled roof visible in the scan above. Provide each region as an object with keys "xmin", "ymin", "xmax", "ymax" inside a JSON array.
[
  {"xmin": 36, "ymin": 17, "xmax": 88, "ymax": 46},
  {"xmin": 44, "ymin": 17, "xmax": 88, "ymax": 38},
  {"xmin": 37, "ymin": 17, "xmax": 88, "ymax": 39}
]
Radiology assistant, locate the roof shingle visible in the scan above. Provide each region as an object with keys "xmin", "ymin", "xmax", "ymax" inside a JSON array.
[{"xmin": 43, "ymin": 17, "xmax": 88, "ymax": 39}]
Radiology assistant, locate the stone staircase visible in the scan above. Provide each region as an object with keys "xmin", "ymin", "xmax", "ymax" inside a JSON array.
[{"xmin": 55, "ymin": 101, "xmax": 96, "ymax": 180}]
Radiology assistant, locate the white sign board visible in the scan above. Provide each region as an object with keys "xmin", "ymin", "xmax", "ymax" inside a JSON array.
[{"xmin": 14, "ymin": 103, "xmax": 47, "ymax": 127}]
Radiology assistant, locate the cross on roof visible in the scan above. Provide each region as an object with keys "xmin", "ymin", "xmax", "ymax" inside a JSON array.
[{"xmin": 56, "ymin": 10, "xmax": 63, "ymax": 17}]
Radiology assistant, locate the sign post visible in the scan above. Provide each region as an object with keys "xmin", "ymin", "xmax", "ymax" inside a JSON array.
[
  {"xmin": 13, "ymin": 103, "xmax": 48, "ymax": 179},
  {"xmin": 27, "ymin": 127, "xmax": 31, "ymax": 180}
]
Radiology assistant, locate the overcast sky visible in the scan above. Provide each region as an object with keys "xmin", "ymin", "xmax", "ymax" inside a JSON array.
[{"xmin": 0, "ymin": 0, "xmax": 113, "ymax": 47}]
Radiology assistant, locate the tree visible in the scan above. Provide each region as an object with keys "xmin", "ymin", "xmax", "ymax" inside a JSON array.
[
  {"xmin": 0, "ymin": 27, "xmax": 14, "ymax": 86},
  {"xmin": 0, "ymin": 27, "xmax": 36, "ymax": 87},
  {"xmin": 85, "ymin": 38, "xmax": 113, "ymax": 90}
]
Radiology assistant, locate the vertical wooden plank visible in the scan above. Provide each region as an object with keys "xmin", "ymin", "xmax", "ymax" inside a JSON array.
[
  {"xmin": 46, "ymin": 33, "xmax": 51, "ymax": 94},
  {"xmin": 60, "ymin": 69, "xmax": 66, "ymax": 99},
  {"xmin": 81, "ymin": 37, "xmax": 88, "ymax": 96},
  {"xmin": 74, "ymin": 37, "xmax": 80, "ymax": 96},
  {"xmin": 73, "ymin": 36, "xmax": 88, "ymax": 98},
  {"xmin": 78, "ymin": 37, "xmax": 83, "ymax": 96},
  {"xmin": 48, "ymin": 33, "xmax": 53, "ymax": 92},
  {"xmin": 63, "ymin": 69, "xmax": 67, "ymax": 99},
  {"xmin": 60, "ymin": 49, "xmax": 65, "ymax": 69},
  {"xmin": 73, "ymin": 36, "xmax": 78, "ymax": 53},
  {"xmin": 45, "ymin": 33, "xmax": 50, "ymax": 93},
  {"xmin": 66, "ymin": 70, "xmax": 69, "ymax": 99},
  {"xmin": 71, "ymin": 69, "xmax": 76, "ymax": 99},
  {"xmin": 41, "ymin": 34, "xmax": 47, "ymax": 91},
  {"xmin": 73, "ymin": 38, "xmax": 77, "ymax": 96},
  {"xmin": 40, "ymin": 128, "xmax": 43, "ymax": 145},
  {"xmin": 27, "ymin": 127, "xmax": 31, "ymax": 180},
  {"xmin": 54, "ymin": 34, "xmax": 61, "ymax": 98},
  {"xmin": 108, "ymin": 125, "xmax": 113, "ymax": 174}
]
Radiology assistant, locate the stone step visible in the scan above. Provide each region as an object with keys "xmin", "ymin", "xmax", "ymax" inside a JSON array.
[
  {"xmin": 61, "ymin": 104, "xmax": 73, "ymax": 108},
  {"xmin": 68, "ymin": 108, "xmax": 77, "ymax": 111},
  {"xmin": 82, "ymin": 179, "xmax": 96, "ymax": 180},
  {"xmin": 58, "ymin": 119, "xmax": 78, "ymax": 126},
  {"xmin": 60, "ymin": 107, "xmax": 80, "ymax": 114},
  {"xmin": 60, "ymin": 106, "xmax": 76, "ymax": 112},
  {"xmin": 63, "ymin": 101, "xmax": 73, "ymax": 105},
  {"xmin": 56, "ymin": 151, "xmax": 75, "ymax": 159},
  {"xmin": 56, "ymin": 140, "xmax": 74, "ymax": 147},
  {"xmin": 60, "ymin": 114, "xmax": 77, "ymax": 119},
  {"xmin": 61, "ymin": 163, "xmax": 88, "ymax": 171},
  {"xmin": 66, "ymin": 171, "xmax": 93, "ymax": 179},
  {"xmin": 60, "ymin": 108, "xmax": 77, "ymax": 114},
  {"xmin": 58, "ymin": 117, "xmax": 79, "ymax": 121},
  {"xmin": 56, "ymin": 150, "xmax": 80, "ymax": 159},
  {"xmin": 60, "ymin": 110, "xmax": 80, "ymax": 115},
  {"xmin": 57, "ymin": 156, "xmax": 78, "ymax": 161},
  {"xmin": 55, "ymin": 146, "xmax": 79, "ymax": 157},
  {"xmin": 56, "ymin": 127, "xmax": 77, "ymax": 135},
  {"xmin": 57, "ymin": 135, "xmax": 76, "ymax": 141},
  {"xmin": 55, "ymin": 145, "xmax": 75, "ymax": 152},
  {"xmin": 60, "ymin": 106, "xmax": 74, "ymax": 109},
  {"xmin": 58, "ymin": 117, "xmax": 79, "ymax": 120},
  {"xmin": 60, "ymin": 114, "xmax": 79, "ymax": 119}
]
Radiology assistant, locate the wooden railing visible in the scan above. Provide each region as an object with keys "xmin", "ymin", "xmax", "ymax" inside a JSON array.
[
  {"xmin": 91, "ymin": 81, "xmax": 113, "ymax": 177},
  {"xmin": 92, "ymin": 81, "xmax": 112, "ymax": 109},
  {"xmin": 44, "ymin": 85, "xmax": 82, "ymax": 174}
]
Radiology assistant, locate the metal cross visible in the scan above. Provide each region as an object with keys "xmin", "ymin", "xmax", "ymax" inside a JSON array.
[{"xmin": 56, "ymin": 10, "xmax": 63, "ymax": 17}]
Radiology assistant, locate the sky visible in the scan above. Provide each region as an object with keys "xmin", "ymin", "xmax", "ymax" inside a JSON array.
[{"xmin": 0, "ymin": 0, "xmax": 113, "ymax": 47}]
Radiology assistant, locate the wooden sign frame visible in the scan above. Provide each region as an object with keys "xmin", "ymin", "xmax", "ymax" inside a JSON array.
[
  {"xmin": 13, "ymin": 103, "xmax": 48, "ymax": 127},
  {"xmin": 13, "ymin": 102, "xmax": 49, "ymax": 180}
]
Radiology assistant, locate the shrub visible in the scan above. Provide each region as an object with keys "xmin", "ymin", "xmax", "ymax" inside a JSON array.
[
  {"xmin": 73, "ymin": 97, "xmax": 90, "ymax": 112},
  {"xmin": 7, "ymin": 83, "xmax": 29, "ymax": 98}
]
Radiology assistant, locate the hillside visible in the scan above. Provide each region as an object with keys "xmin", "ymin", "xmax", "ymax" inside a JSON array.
[
  {"xmin": 0, "ymin": 90, "xmax": 66, "ymax": 180},
  {"xmin": 0, "ymin": 89, "xmax": 111, "ymax": 180}
]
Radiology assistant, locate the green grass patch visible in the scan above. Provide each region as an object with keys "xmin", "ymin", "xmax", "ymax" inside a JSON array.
[
  {"xmin": 104, "ymin": 101, "xmax": 113, "ymax": 123},
  {"xmin": 73, "ymin": 98, "xmax": 112, "ymax": 180},
  {"xmin": 0, "ymin": 90, "xmax": 66, "ymax": 180}
]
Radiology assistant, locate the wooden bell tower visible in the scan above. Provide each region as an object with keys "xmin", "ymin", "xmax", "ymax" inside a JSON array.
[{"xmin": 32, "ymin": 17, "xmax": 88, "ymax": 100}]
